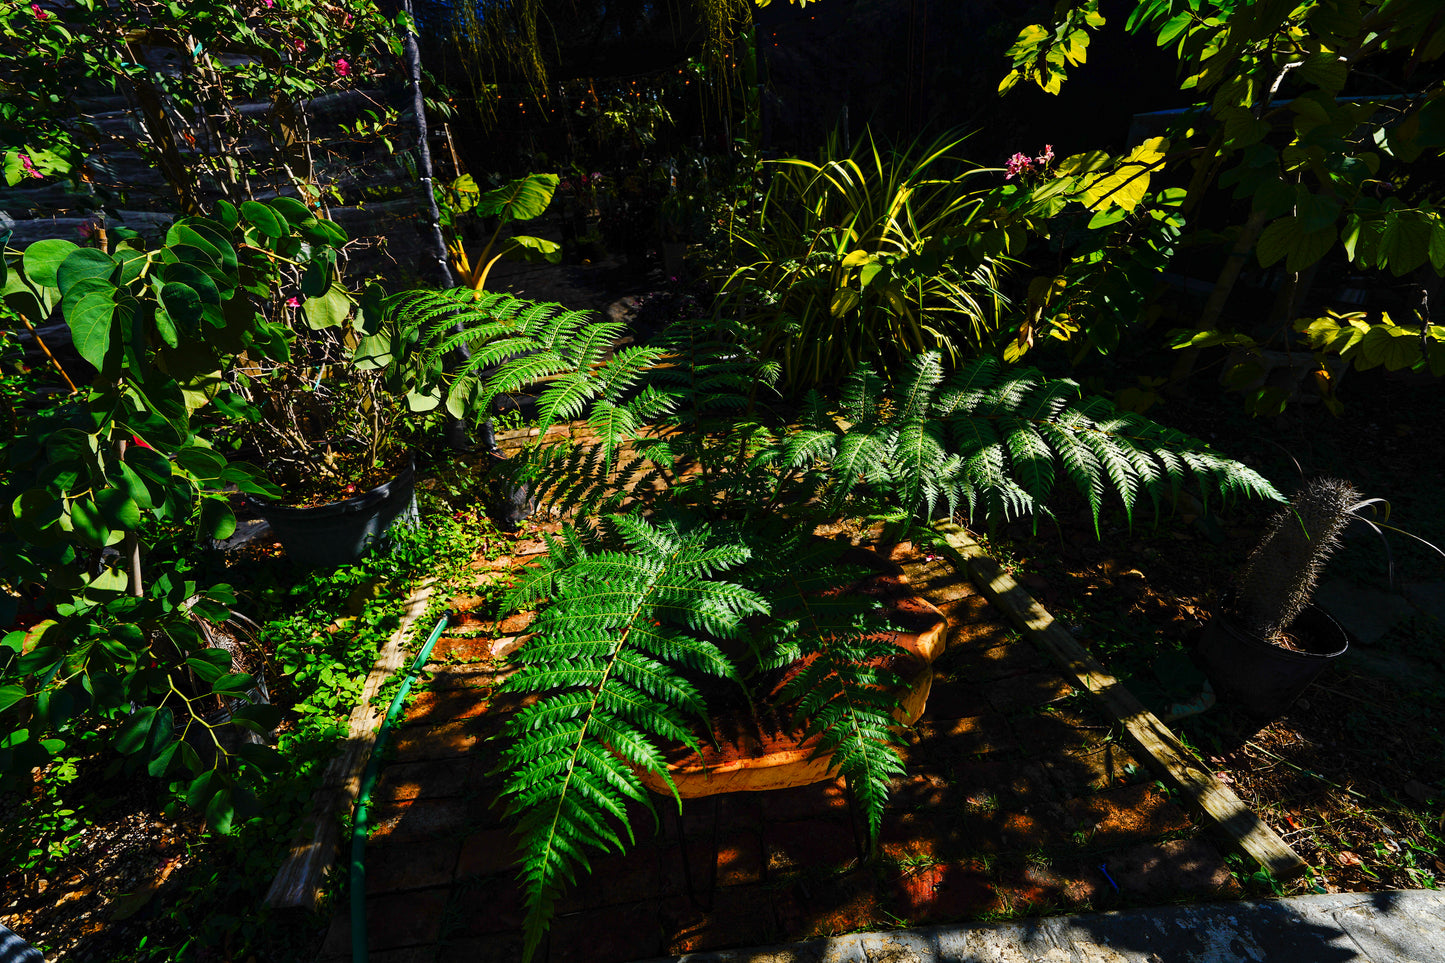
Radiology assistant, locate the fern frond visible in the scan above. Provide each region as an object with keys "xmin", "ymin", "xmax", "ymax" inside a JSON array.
[{"xmin": 496, "ymin": 516, "xmax": 758, "ymax": 961}]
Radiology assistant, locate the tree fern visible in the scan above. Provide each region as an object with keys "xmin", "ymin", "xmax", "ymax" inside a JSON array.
[
  {"xmin": 495, "ymin": 515, "xmax": 764, "ymax": 960},
  {"xmin": 782, "ymin": 354, "xmax": 1282, "ymax": 530}
]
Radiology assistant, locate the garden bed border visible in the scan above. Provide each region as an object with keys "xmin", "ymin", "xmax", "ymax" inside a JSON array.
[{"xmin": 931, "ymin": 522, "xmax": 1309, "ymax": 882}]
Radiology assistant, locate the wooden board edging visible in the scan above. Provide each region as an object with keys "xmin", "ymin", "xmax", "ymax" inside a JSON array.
[
  {"xmin": 931, "ymin": 522, "xmax": 1309, "ymax": 882},
  {"xmin": 264, "ymin": 577, "xmax": 438, "ymax": 910}
]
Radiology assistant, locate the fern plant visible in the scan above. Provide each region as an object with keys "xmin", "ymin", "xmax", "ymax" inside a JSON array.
[
  {"xmin": 494, "ymin": 512, "xmax": 904, "ymax": 959},
  {"xmin": 374, "ymin": 290, "xmax": 1283, "ymax": 959}
]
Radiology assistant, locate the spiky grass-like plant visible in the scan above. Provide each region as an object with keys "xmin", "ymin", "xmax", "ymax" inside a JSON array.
[{"xmin": 1232, "ymin": 477, "xmax": 1361, "ymax": 641}]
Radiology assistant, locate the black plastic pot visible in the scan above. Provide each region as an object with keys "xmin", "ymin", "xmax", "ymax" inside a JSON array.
[
  {"xmin": 1196, "ymin": 604, "xmax": 1348, "ymax": 717},
  {"xmin": 246, "ymin": 460, "xmax": 418, "ymax": 568}
]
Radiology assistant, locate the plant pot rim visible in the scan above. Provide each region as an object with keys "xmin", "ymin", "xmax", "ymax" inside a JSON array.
[
  {"xmin": 1210, "ymin": 604, "xmax": 1350, "ymax": 660},
  {"xmin": 243, "ymin": 456, "xmax": 415, "ymax": 519},
  {"xmin": 633, "ymin": 548, "xmax": 947, "ymax": 797}
]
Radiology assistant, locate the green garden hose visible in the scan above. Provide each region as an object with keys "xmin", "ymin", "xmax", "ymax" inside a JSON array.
[{"xmin": 350, "ymin": 612, "xmax": 450, "ymax": 963}]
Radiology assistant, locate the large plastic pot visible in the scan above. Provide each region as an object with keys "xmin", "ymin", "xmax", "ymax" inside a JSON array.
[
  {"xmin": 245, "ymin": 459, "xmax": 418, "ymax": 568},
  {"xmin": 1196, "ymin": 604, "xmax": 1348, "ymax": 717}
]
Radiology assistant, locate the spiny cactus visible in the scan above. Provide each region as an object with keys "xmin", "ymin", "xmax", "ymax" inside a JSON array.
[{"xmin": 1233, "ymin": 477, "xmax": 1361, "ymax": 640}]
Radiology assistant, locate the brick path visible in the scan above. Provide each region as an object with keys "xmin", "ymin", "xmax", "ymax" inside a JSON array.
[{"xmin": 316, "ymin": 529, "xmax": 1239, "ymax": 963}]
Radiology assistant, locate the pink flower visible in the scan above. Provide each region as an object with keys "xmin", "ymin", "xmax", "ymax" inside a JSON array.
[
  {"xmin": 1036, "ymin": 144, "xmax": 1055, "ymax": 167},
  {"xmin": 292, "ymin": 39, "xmax": 305, "ymax": 52},
  {"xmin": 78, "ymin": 219, "xmax": 99, "ymax": 240},
  {"xmin": 263, "ymin": 0, "xmax": 273, "ymax": 6},
  {"xmin": 18, "ymin": 153, "xmax": 41, "ymax": 179},
  {"xmin": 1004, "ymin": 152, "xmax": 1035, "ymax": 181},
  {"xmin": 31, "ymin": 3, "xmax": 48, "ymax": 20},
  {"xmin": 285, "ymin": 297, "xmax": 300, "ymax": 307},
  {"xmin": 334, "ymin": 58, "xmax": 350, "ymax": 77}
]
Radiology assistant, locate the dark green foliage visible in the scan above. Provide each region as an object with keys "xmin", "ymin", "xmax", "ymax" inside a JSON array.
[
  {"xmin": 781, "ymin": 354, "xmax": 1282, "ymax": 531},
  {"xmin": 494, "ymin": 515, "xmax": 764, "ymax": 959},
  {"xmin": 495, "ymin": 513, "xmax": 910, "ymax": 959},
  {"xmin": 1233, "ymin": 477, "xmax": 1361, "ymax": 640},
  {"xmin": 740, "ymin": 532, "xmax": 908, "ymax": 840},
  {"xmin": 380, "ymin": 291, "xmax": 1283, "ymax": 960}
]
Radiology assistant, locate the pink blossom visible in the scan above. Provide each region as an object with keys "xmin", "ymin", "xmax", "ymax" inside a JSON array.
[
  {"xmin": 31, "ymin": 3, "xmax": 48, "ymax": 20},
  {"xmin": 18, "ymin": 153, "xmax": 41, "ymax": 179},
  {"xmin": 1036, "ymin": 144, "xmax": 1055, "ymax": 167},
  {"xmin": 334, "ymin": 58, "xmax": 350, "ymax": 77},
  {"xmin": 1004, "ymin": 152, "xmax": 1035, "ymax": 181},
  {"xmin": 286, "ymin": 297, "xmax": 300, "ymax": 307},
  {"xmin": 263, "ymin": 0, "xmax": 273, "ymax": 6},
  {"xmin": 292, "ymin": 39, "xmax": 305, "ymax": 53}
]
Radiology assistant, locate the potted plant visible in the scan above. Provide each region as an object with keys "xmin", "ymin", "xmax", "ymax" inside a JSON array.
[
  {"xmin": 378, "ymin": 287, "xmax": 1285, "ymax": 958},
  {"xmin": 1198, "ymin": 477, "xmax": 1375, "ymax": 716},
  {"xmin": 218, "ymin": 328, "xmax": 421, "ymax": 568}
]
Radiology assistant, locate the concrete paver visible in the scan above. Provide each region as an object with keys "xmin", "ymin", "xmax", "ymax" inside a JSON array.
[{"xmin": 635, "ymin": 891, "xmax": 1445, "ymax": 963}]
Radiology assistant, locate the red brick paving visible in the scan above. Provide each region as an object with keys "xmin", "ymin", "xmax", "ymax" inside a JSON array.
[{"xmin": 315, "ymin": 527, "xmax": 1243, "ymax": 963}]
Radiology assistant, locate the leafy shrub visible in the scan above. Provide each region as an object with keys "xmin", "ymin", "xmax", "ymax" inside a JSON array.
[{"xmin": 715, "ymin": 129, "xmax": 1007, "ymax": 393}]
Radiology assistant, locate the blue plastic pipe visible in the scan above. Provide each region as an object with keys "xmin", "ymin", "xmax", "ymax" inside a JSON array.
[{"xmin": 350, "ymin": 613, "xmax": 450, "ymax": 963}]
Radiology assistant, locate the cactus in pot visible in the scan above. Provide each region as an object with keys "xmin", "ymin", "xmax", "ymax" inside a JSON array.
[{"xmin": 1230, "ymin": 477, "xmax": 1362, "ymax": 642}]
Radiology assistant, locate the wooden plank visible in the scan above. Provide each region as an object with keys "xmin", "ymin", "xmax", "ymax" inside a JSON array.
[
  {"xmin": 931, "ymin": 522, "xmax": 1309, "ymax": 882},
  {"xmin": 264, "ymin": 578, "xmax": 437, "ymax": 909}
]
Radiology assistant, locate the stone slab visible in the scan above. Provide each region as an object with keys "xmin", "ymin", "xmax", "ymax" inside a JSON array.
[{"xmin": 633, "ymin": 890, "xmax": 1445, "ymax": 963}]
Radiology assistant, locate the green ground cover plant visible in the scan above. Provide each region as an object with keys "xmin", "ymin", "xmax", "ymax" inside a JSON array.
[{"xmin": 0, "ymin": 510, "xmax": 491, "ymax": 961}]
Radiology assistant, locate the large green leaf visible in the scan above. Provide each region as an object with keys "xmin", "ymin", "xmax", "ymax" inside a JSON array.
[
  {"xmin": 267, "ymin": 196, "xmax": 313, "ymax": 225},
  {"xmin": 504, "ymin": 235, "xmax": 563, "ymax": 265},
  {"xmin": 240, "ymin": 200, "xmax": 286, "ymax": 239},
  {"xmin": 22, "ymin": 238, "xmax": 78, "ymax": 288},
  {"xmin": 200, "ymin": 498, "xmax": 237, "ymax": 540},
  {"xmin": 1379, "ymin": 213, "xmax": 1432, "ymax": 276},
  {"xmin": 160, "ymin": 281, "xmax": 204, "ymax": 326},
  {"xmin": 1256, "ymin": 216, "xmax": 1337, "ymax": 272},
  {"xmin": 303, "ymin": 282, "xmax": 353, "ymax": 330},
  {"xmin": 56, "ymin": 249, "xmax": 116, "ymax": 298},
  {"xmin": 67, "ymin": 289, "xmax": 118, "ymax": 369},
  {"xmin": 475, "ymin": 173, "xmax": 560, "ymax": 223}
]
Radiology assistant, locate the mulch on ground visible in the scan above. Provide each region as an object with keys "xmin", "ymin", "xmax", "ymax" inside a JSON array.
[{"xmin": 316, "ymin": 523, "xmax": 1242, "ymax": 963}]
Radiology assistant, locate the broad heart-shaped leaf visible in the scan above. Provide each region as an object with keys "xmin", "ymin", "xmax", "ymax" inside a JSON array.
[
  {"xmin": 3, "ymin": 257, "xmax": 56, "ymax": 321},
  {"xmin": 22, "ymin": 238, "xmax": 78, "ymax": 288},
  {"xmin": 475, "ymin": 172, "xmax": 560, "ymax": 223},
  {"xmin": 1256, "ymin": 216, "xmax": 1337, "ymax": 272},
  {"xmin": 239, "ymin": 200, "xmax": 286, "ymax": 239},
  {"xmin": 303, "ymin": 282, "xmax": 353, "ymax": 330},
  {"xmin": 1430, "ymin": 216, "xmax": 1445, "ymax": 273},
  {"xmin": 1379, "ymin": 213, "xmax": 1433, "ymax": 277},
  {"xmin": 56, "ymin": 248, "xmax": 116, "ymax": 298},
  {"xmin": 503, "ymin": 235, "xmax": 563, "ymax": 265},
  {"xmin": 67, "ymin": 288, "xmax": 118, "ymax": 370},
  {"xmin": 159, "ymin": 281, "xmax": 204, "ymax": 326}
]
